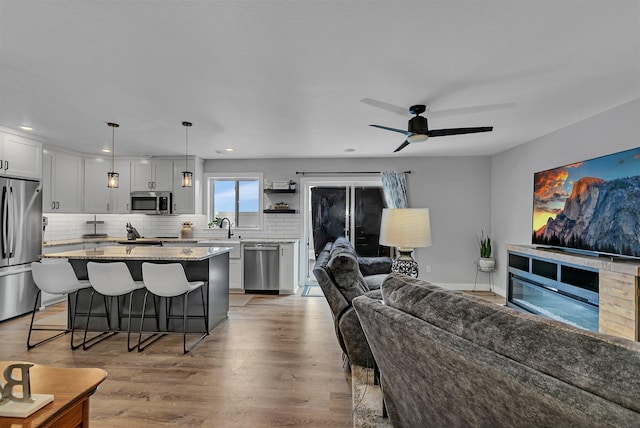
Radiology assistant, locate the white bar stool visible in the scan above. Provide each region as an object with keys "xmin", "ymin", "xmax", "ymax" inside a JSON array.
[
  {"xmin": 139, "ymin": 262, "xmax": 208, "ymax": 354},
  {"xmin": 28, "ymin": 260, "xmax": 92, "ymax": 350},
  {"xmin": 85, "ymin": 262, "xmax": 145, "ymax": 351}
]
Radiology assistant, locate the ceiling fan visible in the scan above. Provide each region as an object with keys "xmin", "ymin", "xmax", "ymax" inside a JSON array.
[{"xmin": 363, "ymin": 99, "xmax": 501, "ymax": 153}]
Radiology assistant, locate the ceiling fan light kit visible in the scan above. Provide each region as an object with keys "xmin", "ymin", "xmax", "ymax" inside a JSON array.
[{"xmin": 366, "ymin": 102, "xmax": 495, "ymax": 153}]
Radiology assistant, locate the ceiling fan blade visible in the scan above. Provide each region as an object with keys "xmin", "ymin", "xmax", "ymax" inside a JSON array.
[
  {"xmin": 393, "ymin": 140, "xmax": 411, "ymax": 153},
  {"xmin": 370, "ymin": 124, "xmax": 411, "ymax": 136},
  {"xmin": 361, "ymin": 98, "xmax": 408, "ymax": 116},
  {"xmin": 428, "ymin": 103, "xmax": 515, "ymax": 118},
  {"xmin": 427, "ymin": 126, "xmax": 493, "ymax": 137}
]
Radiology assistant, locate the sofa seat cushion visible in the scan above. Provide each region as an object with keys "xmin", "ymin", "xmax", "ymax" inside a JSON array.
[
  {"xmin": 363, "ymin": 273, "xmax": 387, "ymax": 290},
  {"xmin": 381, "ymin": 273, "xmax": 640, "ymax": 414}
]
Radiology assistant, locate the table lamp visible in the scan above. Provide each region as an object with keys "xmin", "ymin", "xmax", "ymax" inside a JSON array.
[{"xmin": 379, "ymin": 208, "xmax": 432, "ymax": 277}]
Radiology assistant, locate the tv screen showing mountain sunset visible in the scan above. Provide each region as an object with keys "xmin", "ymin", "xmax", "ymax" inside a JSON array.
[{"xmin": 533, "ymin": 146, "xmax": 640, "ymax": 258}]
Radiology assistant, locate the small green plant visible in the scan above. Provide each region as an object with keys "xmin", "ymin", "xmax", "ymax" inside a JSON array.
[
  {"xmin": 479, "ymin": 231, "xmax": 492, "ymax": 258},
  {"xmin": 288, "ymin": 179, "xmax": 296, "ymax": 186},
  {"xmin": 208, "ymin": 217, "xmax": 223, "ymax": 228}
]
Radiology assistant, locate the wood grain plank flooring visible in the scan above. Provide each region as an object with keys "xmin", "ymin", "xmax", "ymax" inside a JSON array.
[{"xmin": 0, "ymin": 294, "xmax": 353, "ymax": 427}]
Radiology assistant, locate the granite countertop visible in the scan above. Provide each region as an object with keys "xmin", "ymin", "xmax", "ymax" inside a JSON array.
[
  {"xmin": 43, "ymin": 237, "xmax": 200, "ymax": 247},
  {"xmin": 43, "ymin": 237, "xmax": 299, "ymax": 247},
  {"xmin": 42, "ymin": 245, "xmax": 232, "ymax": 261}
]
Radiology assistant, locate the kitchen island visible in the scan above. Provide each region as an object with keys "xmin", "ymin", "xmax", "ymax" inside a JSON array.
[{"xmin": 43, "ymin": 245, "xmax": 231, "ymax": 333}]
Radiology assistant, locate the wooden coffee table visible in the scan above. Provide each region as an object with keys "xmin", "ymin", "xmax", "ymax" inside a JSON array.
[{"xmin": 0, "ymin": 361, "xmax": 107, "ymax": 428}]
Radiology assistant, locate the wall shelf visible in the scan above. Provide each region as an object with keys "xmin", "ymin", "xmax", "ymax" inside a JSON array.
[
  {"xmin": 264, "ymin": 189, "xmax": 296, "ymax": 194},
  {"xmin": 264, "ymin": 209, "xmax": 296, "ymax": 213}
]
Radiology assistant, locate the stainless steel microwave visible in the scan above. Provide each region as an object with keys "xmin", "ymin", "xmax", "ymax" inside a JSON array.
[{"xmin": 130, "ymin": 192, "xmax": 172, "ymax": 214}]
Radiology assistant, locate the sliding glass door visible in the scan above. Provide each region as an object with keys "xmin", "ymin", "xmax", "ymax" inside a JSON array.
[{"xmin": 303, "ymin": 177, "xmax": 386, "ymax": 284}]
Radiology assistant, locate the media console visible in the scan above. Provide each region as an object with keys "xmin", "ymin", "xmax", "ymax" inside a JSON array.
[{"xmin": 506, "ymin": 245, "xmax": 640, "ymax": 341}]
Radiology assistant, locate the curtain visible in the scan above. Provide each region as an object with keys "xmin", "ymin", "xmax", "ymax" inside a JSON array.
[{"xmin": 381, "ymin": 171, "xmax": 408, "ymax": 208}]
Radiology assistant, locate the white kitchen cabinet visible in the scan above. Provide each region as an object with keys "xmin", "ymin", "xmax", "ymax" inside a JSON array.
[
  {"xmin": 279, "ymin": 241, "xmax": 299, "ymax": 294},
  {"xmin": 84, "ymin": 158, "xmax": 131, "ymax": 213},
  {"xmin": 229, "ymin": 258, "xmax": 242, "ymax": 291},
  {"xmin": 131, "ymin": 159, "xmax": 173, "ymax": 191},
  {"xmin": 0, "ymin": 132, "xmax": 42, "ymax": 179},
  {"xmin": 172, "ymin": 158, "xmax": 203, "ymax": 214},
  {"xmin": 42, "ymin": 150, "xmax": 82, "ymax": 213}
]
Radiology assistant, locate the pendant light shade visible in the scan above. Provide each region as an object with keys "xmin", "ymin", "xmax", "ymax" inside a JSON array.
[
  {"xmin": 107, "ymin": 122, "xmax": 119, "ymax": 188},
  {"xmin": 182, "ymin": 121, "xmax": 193, "ymax": 188}
]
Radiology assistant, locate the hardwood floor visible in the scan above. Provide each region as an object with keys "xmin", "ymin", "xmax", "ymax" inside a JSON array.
[{"xmin": 0, "ymin": 294, "xmax": 353, "ymax": 427}]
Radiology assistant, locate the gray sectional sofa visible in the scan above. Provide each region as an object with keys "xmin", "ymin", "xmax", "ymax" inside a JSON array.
[
  {"xmin": 353, "ymin": 273, "xmax": 640, "ymax": 427},
  {"xmin": 312, "ymin": 237, "xmax": 391, "ymax": 367}
]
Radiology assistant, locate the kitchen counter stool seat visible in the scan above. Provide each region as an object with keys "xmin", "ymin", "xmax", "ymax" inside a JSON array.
[
  {"xmin": 28, "ymin": 261, "xmax": 92, "ymax": 350},
  {"xmin": 139, "ymin": 262, "xmax": 208, "ymax": 354},
  {"xmin": 84, "ymin": 262, "xmax": 145, "ymax": 351}
]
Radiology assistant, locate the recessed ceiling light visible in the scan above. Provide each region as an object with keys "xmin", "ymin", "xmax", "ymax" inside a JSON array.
[
  {"xmin": 20, "ymin": 126, "xmax": 33, "ymax": 131},
  {"xmin": 215, "ymin": 150, "xmax": 225, "ymax": 155},
  {"xmin": 345, "ymin": 148, "xmax": 356, "ymax": 152},
  {"xmin": 225, "ymin": 148, "xmax": 234, "ymax": 152},
  {"xmin": 101, "ymin": 148, "xmax": 111, "ymax": 153}
]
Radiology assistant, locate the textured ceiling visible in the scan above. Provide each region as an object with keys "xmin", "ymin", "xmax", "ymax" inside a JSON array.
[{"xmin": 1, "ymin": 0, "xmax": 638, "ymax": 159}]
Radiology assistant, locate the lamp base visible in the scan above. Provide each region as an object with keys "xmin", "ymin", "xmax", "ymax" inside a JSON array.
[{"xmin": 391, "ymin": 248, "xmax": 418, "ymax": 278}]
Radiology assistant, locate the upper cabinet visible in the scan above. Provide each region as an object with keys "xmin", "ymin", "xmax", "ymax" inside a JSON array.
[
  {"xmin": 84, "ymin": 159, "xmax": 131, "ymax": 213},
  {"xmin": 131, "ymin": 160, "xmax": 173, "ymax": 191},
  {"xmin": 42, "ymin": 150, "xmax": 83, "ymax": 213},
  {"xmin": 172, "ymin": 158, "xmax": 204, "ymax": 214},
  {"xmin": 0, "ymin": 132, "xmax": 42, "ymax": 179}
]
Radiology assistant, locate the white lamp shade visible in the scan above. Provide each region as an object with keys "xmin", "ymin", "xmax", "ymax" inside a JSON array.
[{"xmin": 379, "ymin": 208, "xmax": 432, "ymax": 249}]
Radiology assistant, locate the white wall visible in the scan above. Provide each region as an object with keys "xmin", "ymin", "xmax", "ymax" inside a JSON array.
[
  {"xmin": 491, "ymin": 98, "xmax": 640, "ymax": 295},
  {"xmin": 205, "ymin": 156, "xmax": 492, "ymax": 288}
]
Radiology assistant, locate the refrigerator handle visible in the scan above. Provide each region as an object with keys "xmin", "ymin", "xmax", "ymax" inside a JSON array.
[
  {"xmin": 1, "ymin": 186, "xmax": 8, "ymax": 258},
  {"xmin": 8, "ymin": 186, "xmax": 15, "ymax": 257}
]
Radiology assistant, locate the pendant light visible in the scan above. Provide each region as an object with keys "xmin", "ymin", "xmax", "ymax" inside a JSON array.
[
  {"xmin": 181, "ymin": 121, "xmax": 193, "ymax": 188},
  {"xmin": 107, "ymin": 122, "xmax": 119, "ymax": 188}
]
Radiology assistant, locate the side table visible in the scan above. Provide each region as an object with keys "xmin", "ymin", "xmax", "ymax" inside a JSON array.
[{"xmin": 0, "ymin": 361, "xmax": 107, "ymax": 428}]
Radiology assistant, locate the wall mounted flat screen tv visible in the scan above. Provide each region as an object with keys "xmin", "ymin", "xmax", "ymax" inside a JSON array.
[{"xmin": 533, "ymin": 146, "xmax": 640, "ymax": 258}]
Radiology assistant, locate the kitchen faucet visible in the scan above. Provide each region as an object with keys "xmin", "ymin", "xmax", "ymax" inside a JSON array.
[{"xmin": 219, "ymin": 217, "xmax": 233, "ymax": 239}]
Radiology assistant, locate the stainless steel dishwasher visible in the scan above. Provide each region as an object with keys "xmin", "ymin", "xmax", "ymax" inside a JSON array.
[{"xmin": 243, "ymin": 243, "xmax": 280, "ymax": 293}]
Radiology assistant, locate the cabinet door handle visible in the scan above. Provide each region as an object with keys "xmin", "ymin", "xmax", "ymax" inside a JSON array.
[
  {"xmin": 152, "ymin": 181, "xmax": 156, "ymax": 189},
  {"xmin": 148, "ymin": 181, "xmax": 151, "ymax": 189},
  {"xmin": 0, "ymin": 159, "xmax": 3, "ymax": 169},
  {"xmin": 107, "ymin": 203, "xmax": 110, "ymax": 212},
  {"xmin": 174, "ymin": 203, "xmax": 177, "ymax": 211},
  {"xmin": 55, "ymin": 201, "xmax": 60, "ymax": 210},
  {"xmin": 4, "ymin": 161, "xmax": 7, "ymax": 170},
  {"xmin": 51, "ymin": 201, "xmax": 55, "ymax": 210},
  {"xmin": 126, "ymin": 203, "xmax": 129, "ymax": 211}
]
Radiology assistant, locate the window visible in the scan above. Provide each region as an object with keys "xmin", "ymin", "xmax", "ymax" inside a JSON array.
[{"xmin": 207, "ymin": 173, "xmax": 263, "ymax": 229}]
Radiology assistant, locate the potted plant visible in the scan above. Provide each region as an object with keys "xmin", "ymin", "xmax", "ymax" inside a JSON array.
[
  {"xmin": 208, "ymin": 217, "xmax": 223, "ymax": 228},
  {"xmin": 288, "ymin": 179, "xmax": 296, "ymax": 190},
  {"xmin": 478, "ymin": 231, "xmax": 495, "ymax": 272}
]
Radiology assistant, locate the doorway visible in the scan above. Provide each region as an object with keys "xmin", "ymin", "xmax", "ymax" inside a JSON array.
[{"xmin": 302, "ymin": 177, "xmax": 386, "ymax": 285}]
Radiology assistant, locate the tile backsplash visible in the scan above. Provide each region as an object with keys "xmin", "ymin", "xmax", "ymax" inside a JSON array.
[{"xmin": 43, "ymin": 213, "xmax": 301, "ymax": 242}]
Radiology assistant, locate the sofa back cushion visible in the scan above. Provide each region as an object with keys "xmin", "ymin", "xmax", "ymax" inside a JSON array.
[{"xmin": 381, "ymin": 273, "xmax": 640, "ymax": 414}]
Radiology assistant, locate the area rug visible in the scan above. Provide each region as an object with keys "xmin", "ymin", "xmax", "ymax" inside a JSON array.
[
  {"xmin": 352, "ymin": 364, "xmax": 392, "ymax": 428},
  {"xmin": 301, "ymin": 285, "xmax": 325, "ymax": 297},
  {"xmin": 229, "ymin": 294, "xmax": 254, "ymax": 307}
]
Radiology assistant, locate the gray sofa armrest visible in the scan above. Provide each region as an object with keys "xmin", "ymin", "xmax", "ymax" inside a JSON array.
[{"xmin": 358, "ymin": 256, "xmax": 392, "ymax": 276}]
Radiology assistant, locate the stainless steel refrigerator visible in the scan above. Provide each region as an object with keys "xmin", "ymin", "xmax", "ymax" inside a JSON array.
[{"xmin": 0, "ymin": 178, "xmax": 42, "ymax": 321}]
